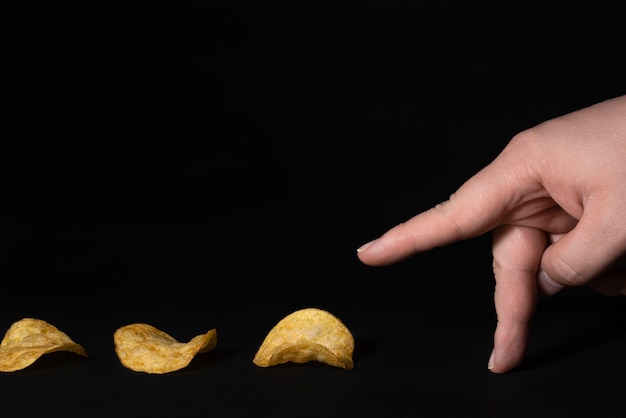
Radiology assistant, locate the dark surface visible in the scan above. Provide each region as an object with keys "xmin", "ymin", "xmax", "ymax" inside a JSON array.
[{"xmin": 2, "ymin": 3, "xmax": 625, "ymax": 417}]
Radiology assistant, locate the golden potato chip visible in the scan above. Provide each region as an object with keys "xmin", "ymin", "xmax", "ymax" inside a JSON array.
[
  {"xmin": 113, "ymin": 323, "xmax": 217, "ymax": 374},
  {"xmin": 253, "ymin": 307, "xmax": 355, "ymax": 370},
  {"xmin": 0, "ymin": 318, "xmax": 88, "ymax": 372}
]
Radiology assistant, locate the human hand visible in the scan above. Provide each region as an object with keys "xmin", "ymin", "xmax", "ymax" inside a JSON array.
[{"xmin": 356, "ymin": 95, "xmax": 626, "ymax": 373}]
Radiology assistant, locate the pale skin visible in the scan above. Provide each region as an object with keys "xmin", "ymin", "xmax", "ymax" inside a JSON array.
[{"xmin": 357, "ymin": 94, "xmax": 626, "ymax": 373}]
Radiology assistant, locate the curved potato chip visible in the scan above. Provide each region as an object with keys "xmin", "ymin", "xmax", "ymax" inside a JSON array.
[
  {"xmin": 113, "ymin": 323, "xmax": 217, "ymax": 374},
  {"xmin": 253, "ymin": 307, "xmax": 355, "ymax": 370},
  {"xmin": 0, "ymin": 318, "xmax": 88, "ymax": 372}
]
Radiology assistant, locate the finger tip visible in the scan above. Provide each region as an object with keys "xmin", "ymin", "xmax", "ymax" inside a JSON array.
[
  {"xmin": 356, "ymin": 240, "xmax": 374, "ymax": 254},
  {"xmin": 487, "ymin": 361, "xmax": 511, "ymax": 374},
  {"xmin": 537, "ymin": 270, "xmax": 564, "ymax": 295},
  {"xmin": 357, "ymin": 240, "xmax": 378, "ymax": 264},
  {"xmin": 487, "ymin": 346, "xmax": 523, "ymax": 374}
]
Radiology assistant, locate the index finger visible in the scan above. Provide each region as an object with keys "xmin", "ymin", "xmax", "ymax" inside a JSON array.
[{"xmin": 356, "ymin": 161, "xmax": 518, "ymax": 266}]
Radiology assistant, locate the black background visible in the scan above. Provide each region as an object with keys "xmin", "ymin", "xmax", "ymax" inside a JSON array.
[{"xmin": 2, "ymin": 2, "xmax": 625, "ymax": 417}]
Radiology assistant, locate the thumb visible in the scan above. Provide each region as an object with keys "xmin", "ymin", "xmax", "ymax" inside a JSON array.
[{"xmin": 538, "ymin": 201, "xmax": 626, "ymax": 294}]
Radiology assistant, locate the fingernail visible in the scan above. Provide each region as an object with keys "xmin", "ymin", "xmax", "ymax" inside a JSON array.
[
  {"xmin": 537, "ymin": 270, "xmax": 564, "ymax": 295},
  {"xmin": 487, "ymin": 348, "xmax": 495, "ymax": 370},
  {"xmin": 538, "ymin": 270, "xmax": 561, "ymax": 287},
  {"xmin": 357, "ymin": 240, "xmax": 375, "ymax": 253}
]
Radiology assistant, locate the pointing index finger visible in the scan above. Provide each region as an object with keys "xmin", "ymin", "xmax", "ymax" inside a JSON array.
[{"xmin": 357, "ymin": 163, "xmax": 515, "ymax": 266}]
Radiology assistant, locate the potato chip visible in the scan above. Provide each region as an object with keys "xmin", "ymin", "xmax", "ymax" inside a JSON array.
[
  {"xmin": 113, "ymin": 323, "xmax": 217, "ymax": 374},
  {"xmin": 253, "ymin": 307, "xmax": 355, "ymax": 370},
  {"xmin": 0, "ymin": 318, "xmax": 88, "ymax": 372}
]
